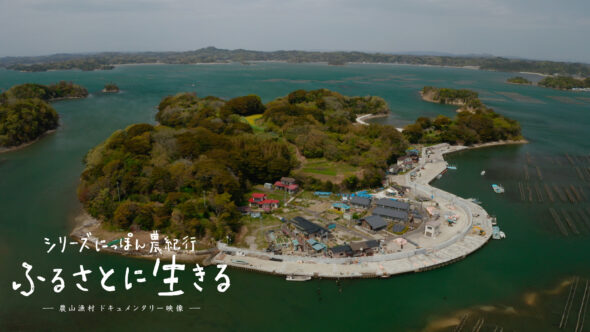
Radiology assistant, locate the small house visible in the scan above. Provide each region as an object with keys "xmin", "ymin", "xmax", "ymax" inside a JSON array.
[
  {"xmin": 424, "ymin": 220, "xmax": 441, "ymax": 238},
  {"xmin": 306, "ymin": 239, "xmax": 327, "ymax": 252},
  {"xmin": 397, "ymin": 156, "xmax": 414, "ymax": 170},
  {"xmin": 290, "ymin": 216, "xmax": 329, "ymax": 238},
  {"xmin": 349, "ymin": 196, "xmax": 371, "ymax": 209},
  {"xmin": 361, "ymin": 215, "xmax": 388, "ymax": 231},
  {"xmin": 349, "ymin": 240, "xmax": 380, "ymax": 256},
  {"xmin": 375, "ymin": 198, "xmax": 410, "ymax": 211},
  {"xmin": 329, "ymin": 245, "xmax": 352, "ymax": 258},
  {"xmin": 274, "ymin": 177, "xmax": 299, "ymax": 194},
  {"xmin": 248, "ymin": 193, "xmax": 279, "ymax": 212},
  {"xmin": 332, "ymin": 202, "xmax": 350, "ymax": 212},
  {"xmin": 372, "ymin": 207, "xmax": 409, "ymax": 222}
]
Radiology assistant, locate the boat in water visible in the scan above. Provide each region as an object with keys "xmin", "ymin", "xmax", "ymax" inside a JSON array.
[
  {"xmin": 480, "ymin": 170, "xmax": 486, "ymax": 176},
  {"xmin": 492, "ymin": 184, "xmax": 505, "ymax": 193},
  {"xmin": 286, "ymin": 275, "xmax": 312, "ymax": 281},
  {"xmin": 447, "ymin": 165, "xmax": 457, "ymax": 170},
  {"xmin": 492, "ymin": 226, "xmax": 506, "ymax": 239},
  {"xmin": 468, "ymin": 198, "xmax": 482, "ymax": 205}
]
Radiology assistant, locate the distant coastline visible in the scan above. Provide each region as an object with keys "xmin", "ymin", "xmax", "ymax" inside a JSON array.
[{"xmin": 2, "ymin": 47, "xmax": 588, "ymax": 77}]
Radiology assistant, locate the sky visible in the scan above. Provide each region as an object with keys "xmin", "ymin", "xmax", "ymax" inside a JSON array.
[{"xmin": 0, "ymin": 0, "xmax": 589, "ymax": 63}]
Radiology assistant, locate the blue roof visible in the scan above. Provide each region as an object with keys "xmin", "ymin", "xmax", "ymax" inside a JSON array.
[
  {"xmin": 292, "ymin": 239, "xmax": 299, "ymax": 246},
  {"xmin": 327, "ymin": 223, "xmax": 337, "ymax": 229},
  {"xmin": 312, "ymin": 243, "xmax": 326, "ymax": 251},
  {"xmin": 314, "ymin": 191, "xmax": 332, "ymax": 196},
  {"xmin": 332, "ymin": 202, "xmax": 350, "ymax": 209},
  {"xmin": 307, "ymin": 239, "xmax": 318, "ymax": 245}
]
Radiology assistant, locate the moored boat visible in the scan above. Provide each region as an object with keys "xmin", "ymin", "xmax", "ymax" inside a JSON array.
[
  {"xmin": 468, "ymin": 198, "xmax": 482, "ymax": 204},
  {"xmin": 492, "ymin": 226, "xmax": 506, "ymax": 239},
  {"xmin": 286, "ymin": 275, "xmax": 312, "ymax": 281}
]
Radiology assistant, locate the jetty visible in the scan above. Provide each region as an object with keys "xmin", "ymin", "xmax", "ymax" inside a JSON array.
[{"xmin": 213, "ymin": 143, "xmax": 494, "ymax": 279}]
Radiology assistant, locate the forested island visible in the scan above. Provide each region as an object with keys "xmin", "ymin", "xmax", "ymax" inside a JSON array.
[
  {"xmin": 538, "ymin": 76, "xmax": 590, "ymax": 90},
  {"xmin": 420, "ymin": 86, "xmax": 483, "ymax": 111},
  {"xmin": 507, "ymin": 76, "xmax": 532, "ymax": 85},
  {"xmin": 2, "ymin": 47, "xmax": 589, "ymax": 77},
  {"xmin": 78, "ymin": 89, "xmax": 406, "ymax": 238},
  {"xmin": 406, "ymin": 87, "xmax": 522, "ymax": 145},
  {"xmin": 0, "ymin": 82, "xmax": 88, "ymax": 149},
  {"xmin": 102, "ymin": 83, "xmax": 120, "ymax": 93}
]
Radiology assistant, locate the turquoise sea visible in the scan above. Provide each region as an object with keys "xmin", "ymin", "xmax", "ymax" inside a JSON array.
[{"xmin": 0, "ymin": 63, "xmax": 589, "ymax": 331}]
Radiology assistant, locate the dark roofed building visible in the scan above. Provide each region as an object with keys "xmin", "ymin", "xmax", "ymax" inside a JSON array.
[
  {"xmin": 280, "ymin": 177, "xmax": 296, "ymax": 185},
  {"xmin": 349, "ymin": 240, "xmax": 380, "ymax": 256},
  {"xmin": 375, "ymin": 198, "xmax": 410, "ymax": 211},
  {"xmin": 290, "ymin": 216, "xmax": 328, "ymax": 237},
  {"xmin": 329, "ymin": 245, "xmax": 352, "ymax": 258},
  {"xmin": 361, "ymin": 215, "xmax": 387, "ymax": 231},
  {"xmin": 372, "ymin": 207, "xmax": 409, "ymax": 221},
  {"xmin": 349, "ymin": 196, "xmax": 371, "ymax": 209}
]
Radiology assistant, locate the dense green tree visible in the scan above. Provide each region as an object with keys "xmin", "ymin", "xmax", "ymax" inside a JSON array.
[{"xmin": 224, "ymin": 95, "xmax": 265, "ymax": 115}]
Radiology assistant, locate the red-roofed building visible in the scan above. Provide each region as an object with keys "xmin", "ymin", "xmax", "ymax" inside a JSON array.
[
  {"xmin": 249, "ymin": 193, "xmax": 280, "ymax": 212},
  {"xmin": 274, "ymin": 177, "xmax": 299, "ymax": 194}
]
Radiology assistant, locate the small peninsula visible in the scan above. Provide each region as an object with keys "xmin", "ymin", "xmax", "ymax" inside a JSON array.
[
  {"xmin": 538, "ymin": 76, "xmax": 590, "ymax": 90},
  {"xmin": 0, "ymin": 81, "xmax": 88, "ymax": 151},
  {"xmin": 102, "ymin": 83, "xmax": 120, "ymax": 93},
  {"xmin": 507, "ymin": 76, "xmax": 532, "ymax": 85},
  {"xmin": 410, "ymin": 86, "xmax": 523, "ymax": 145}
]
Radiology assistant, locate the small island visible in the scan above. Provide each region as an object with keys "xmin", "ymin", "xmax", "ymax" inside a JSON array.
[
  {"xmin": 102, "ymin": 83, "xmax": 120, "ymax": 93},
  {"xmin": 0, "ymin": 81, "xmax": 88, "ymax": 152},
  {"xmin": 72, "ymin": 88, "xmax": 524, "ymax": 280},
  {"xmin": 538, "ymin": 76, "xmax": 590, "ymax": 90},
  {"xmin": 507, "ymin": 76, "xmax": 532, "ymax": 85},
  {"xmin": 411, "ymin": 86, "xmax": 523, "ymax": 145},
  {"xmin": 420, "ymin": 86, "xmax": 483, "ymax": 112}
]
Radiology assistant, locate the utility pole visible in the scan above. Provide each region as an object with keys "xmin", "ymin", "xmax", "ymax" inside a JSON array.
[{"xmin": 116, "ymin": 181, "xmax": 121, "ymax": 202}]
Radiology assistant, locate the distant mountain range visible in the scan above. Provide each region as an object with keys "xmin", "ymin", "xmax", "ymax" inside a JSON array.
[{"xmin": 1, "ymin": 47, "xmax": 588, "ymax": 77}]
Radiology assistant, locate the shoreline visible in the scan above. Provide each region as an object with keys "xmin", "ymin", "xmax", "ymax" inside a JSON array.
[
  {"xmin": 67, "ymin": 139, "xmax": 530, "ymax": 279},
  {"xmin": 355, "ymin": 113, "xmax": 404, "ymax": 132},
  {"xmin": 0, "ymin": 129, "xmax": 57, "ymax": 154},
  {"xmin": 8, "ymin": 61, "xmax": 555, "ymax": 78}
]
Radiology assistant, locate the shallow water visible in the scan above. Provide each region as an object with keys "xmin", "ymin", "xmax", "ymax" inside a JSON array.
[{"xmin": 0, "ymin": 63, "xmax": 589, "ymax": 331}]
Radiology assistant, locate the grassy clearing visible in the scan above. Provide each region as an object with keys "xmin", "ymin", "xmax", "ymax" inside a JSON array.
[{"xmin": 296, "ymin": 158, "xmax": 360, "ymax": 183}]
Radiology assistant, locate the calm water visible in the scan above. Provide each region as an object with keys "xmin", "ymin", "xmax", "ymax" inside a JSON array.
[{"xmin": 0, "ymin": 63, "xmax": 589, "ymax": 331}]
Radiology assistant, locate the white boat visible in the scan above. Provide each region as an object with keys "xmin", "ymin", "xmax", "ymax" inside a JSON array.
[
  {"xmin": 481, "ymin": 170, "xmax": 486, "ymax": 176},
  {"xmin": 492, "ymin": 184, "xmax": 505, "ymax": 194},
  {"xmin": 286, "ymin": 275, "xmax": 312, "ymax": 281},
  {"xmin": 447, "ymin": 165, "xmax": 457, "ymax": 170},
  {"xmin": 492, "ymin": 226, "xmax": 506, "ymax": 239}
]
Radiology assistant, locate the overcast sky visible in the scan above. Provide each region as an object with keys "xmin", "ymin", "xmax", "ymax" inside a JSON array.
[{"xmin": 1, "ymin": 0, "xmax": 589, "ymax": 62}]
